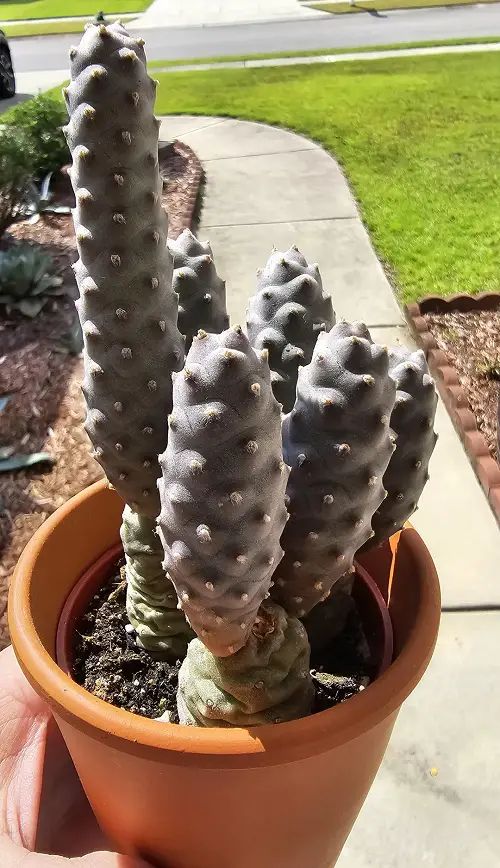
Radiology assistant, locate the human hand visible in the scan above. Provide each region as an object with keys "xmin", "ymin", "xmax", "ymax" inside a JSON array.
[{"xmin": 0, "ymin": 645, "xmax": 150, "ymax": 867}]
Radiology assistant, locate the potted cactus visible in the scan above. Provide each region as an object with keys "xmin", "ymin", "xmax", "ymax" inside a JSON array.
[{"xmin": 9, "ymin": 21, "xmax": 441, "ymax": 868}]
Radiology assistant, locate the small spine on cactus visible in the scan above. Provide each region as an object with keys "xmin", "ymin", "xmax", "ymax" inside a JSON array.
[
  {"xmin": 177, "ymin": 601, "xmax": 314, "ymax": 727},
  {"xmin": 247, "ymin": 246, "xmax": 335, "ymax": 412},
  {"xmin": 168, "ymin": 229, "xmax": 229, "ymax": 351},
  {"xmin": 272, "ymin": 320, "xmax": 396, "ymax": 617},
  {"xmin": 362, "ymin": 346, "xmax": 438, "ymax": 550}
]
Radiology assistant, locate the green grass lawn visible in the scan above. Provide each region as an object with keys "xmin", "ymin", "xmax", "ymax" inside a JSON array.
[
  {"xmin": 146, "ymin": 53, "xmax": 500, "ymax": 303},
  {"xmin": 0, "ymin": 0, "xmax": 148, "ymax": 21},
  {"xmin": 147, "ymin": 37, "xmax": 500, "ymax": 69},
  {"xmin": 47, "ymin": 52, "xmax": 500, "ymax": 303},
  {"xmin": 310, "ymin": 0, "xmax": 500, "ymax": 11},
  {"xmin": 3, "ymin": 16, "xmax": 132, "ymax": 36}
]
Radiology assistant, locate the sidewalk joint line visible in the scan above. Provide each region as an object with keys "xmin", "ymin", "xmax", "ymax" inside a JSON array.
[
  {"xmin": 201, "ymin": 146, "xmax": 317, "ymax": 162},
  {"xmin": 201, "ymin": 215, "xmax": 358, "ymax": 228}
]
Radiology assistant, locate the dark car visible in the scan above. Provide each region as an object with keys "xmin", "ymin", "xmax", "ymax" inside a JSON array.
[{"xmin": 0, "ymin": 30, "xmax": 15, "ymax": 98}]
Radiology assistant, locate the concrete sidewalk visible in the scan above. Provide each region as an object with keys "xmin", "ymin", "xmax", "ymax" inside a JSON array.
[
  {"xmin": 160, "ymin": 114, "xmax": 500, "ymax": 867},
  {"xmin": 131, "ymin": 0, "xmax": 324, "ymax": 29},
  {"xmin": 153, "ymin": 39, "xmax": 500, "ymax": 72}
]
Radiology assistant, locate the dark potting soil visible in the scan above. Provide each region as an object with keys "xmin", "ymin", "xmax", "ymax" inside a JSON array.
[{"xmin": 73, "ymin": 566, "xmax": 373, "ymax": 723}]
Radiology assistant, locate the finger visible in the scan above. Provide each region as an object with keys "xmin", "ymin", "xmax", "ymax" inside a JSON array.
[
  {"xmin": 1, "ymin": 836, "xmax": 155, "ymax": 868},
  {"xmin": 0, "ymin": 648, "xmax": 51, "ymax": 848}
]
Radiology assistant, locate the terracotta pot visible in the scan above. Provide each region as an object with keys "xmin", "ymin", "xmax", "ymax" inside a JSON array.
[{"xmin": 9, "ymin": 480, "xmax": 441, "ymax": 868}]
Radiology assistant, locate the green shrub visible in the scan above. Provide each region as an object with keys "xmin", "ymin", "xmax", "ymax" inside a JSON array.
[
  {"xmin": 0, "ymin": 127, "xmax": 36, "ymax": 239},
  {"xmin": 0, "ymin": 245, "xmax": 66, "ymax": 318},
  {"xmin": 4, "ymin": 94, "xmax": 70, "ymax": 178}
]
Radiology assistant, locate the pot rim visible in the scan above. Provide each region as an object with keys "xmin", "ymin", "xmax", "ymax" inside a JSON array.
[{"xmin": 9, "ymin": 480, "xmax": 441, "ymax": 765}]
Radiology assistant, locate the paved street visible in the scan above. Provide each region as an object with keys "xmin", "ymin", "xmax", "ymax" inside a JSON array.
[{"xmin": 9, "ymin": 5, "xmax": 500, "ymax": 73}]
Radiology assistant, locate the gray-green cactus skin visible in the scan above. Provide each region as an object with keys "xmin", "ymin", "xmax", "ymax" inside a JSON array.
[
  {"xmin": 65, "ymin": 21, "xmax": 184, "ymax": 515},
  {"xmin": 65, "ymin": 22, "xmax": 190, "ymax": 658},
  {"xmin": 121, "ymin": 506, "xmax": 194, "ymax": 657},
  {"xmin": 365, "ymin": 347, "xmax": 438, "ymax": 549},
  {"xmin": 168, "ymin": 229, "xmax": 229, "ymax": 351},
  {"xmin": 272, "ymin": 321, "xmax": 396, "ymax": 617},
  {"xmin": 157, "ymin": 326, "xmax": 290, "ymax": 658},
  {"xmin": 177, "ymin": 601, "xmax": 314, "ymax": 726},
  {"xmin": 247, "ymin": 246, "xmax": 335, "ymax": 412}
]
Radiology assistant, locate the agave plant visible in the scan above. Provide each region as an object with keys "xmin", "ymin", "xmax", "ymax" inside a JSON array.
[
  {"xmin": 19, "ymin": 172, "xmax": 72, "ymax": 224},
  {"xmin": 0, "ymin": 246, "xmax": 65, "ymax": 318}
]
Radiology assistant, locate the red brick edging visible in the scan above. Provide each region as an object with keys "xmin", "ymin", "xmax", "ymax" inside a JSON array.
[
  {"xmin": 170, "ymin": 139, "xmax": 204, "ymax": 237},
  {"xmin": 405, "ymin": 294, "xmax": 500, "ymax": 524}
]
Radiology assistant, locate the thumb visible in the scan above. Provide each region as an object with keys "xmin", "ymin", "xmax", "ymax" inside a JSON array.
[
  {"xmin": 0, "ymin": 837, "xmax": 155, "ymax": 868},
  {"xmin": 73, "ymin": 855, "xmax": 155, "ymax": 868},
  {"xmin": 72, "ymin": 854, "xmax": 155, "ymax": 868}
]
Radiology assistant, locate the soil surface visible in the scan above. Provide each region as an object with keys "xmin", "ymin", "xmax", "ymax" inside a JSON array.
[
  {"xmin": 424, "ymin": 310, "xmax": 500, "ymax": 461},
  {"xmin": 73, "ymin": 568, "xmax": 373, "ymax": 723},
  {"xmin": 0, "ymin": 144, "xmax": 202, "ymax": 650}
]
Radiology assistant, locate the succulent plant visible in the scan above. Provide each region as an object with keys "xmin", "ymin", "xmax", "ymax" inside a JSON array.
[
  {"xmin": 247, "ymin": 246, "xmax": 334, "ymax": 412},
  {"xmin": 64, "ymin": 23, "xmax": 438, "ymax": 730},
  {"xmin": 271, "ymin": 321, "xmax": 396, "ymax": 617},
  {"xmin": 64, "ymin": 21, "xmax": 192, "ymax": 658},
  {"xmin": 158, "ymin": 326, "xmax": 314, "ymax": 724},
  {"xmin": 0, "ymin": 246, "xmax": 65, "ymax": 318},
  {"xmin": 21, "ymin": 171, "xmax": 72, "ymax": 224},
  {"xmin": 168, "ymin": 228, "xmax": 229, "ymax": 350},
  {"xmin": 363, "ymin": 346, "xmax": 438, "ymax": 549}
]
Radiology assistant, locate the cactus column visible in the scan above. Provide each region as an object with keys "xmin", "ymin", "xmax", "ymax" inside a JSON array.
[
  {"xmin": 247, "ymin": 246, "xmax": 335, "ymax": 412},
  {"xmin": 65, "ymin": 21, "xmax": 192, "ymax": 658},
  {"xmin": 168, "ymin": 228, "xmax": 229, "ymax": 351},
  {"xmin": 363, "ymin": 347, "xmax": 438, "ymax": 549},
  {"xmin": 272, "ymin": 321, "xmax": 396, "ymax": 617},
  {"xmin": 158, "ymin": 326, "xmax": 314, "ymax": 725}
]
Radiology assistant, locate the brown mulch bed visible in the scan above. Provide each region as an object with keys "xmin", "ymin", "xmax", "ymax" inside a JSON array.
[
  {"xmin": 0, "ymin": 143, "xmax": 202, "ymax": 650},
  {"xmin": 424, "ymin": 310, "xmax": 500, "ymax": 462}
]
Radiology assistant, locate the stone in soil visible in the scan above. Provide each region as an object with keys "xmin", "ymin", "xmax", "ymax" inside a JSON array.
[
  {"xmin": 424, "ymin": 309, "xmax": 500, "ymax": 461},
  {"xmin": 73, "ymin": 566, "xmax": 373, "ymax": 723}
]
